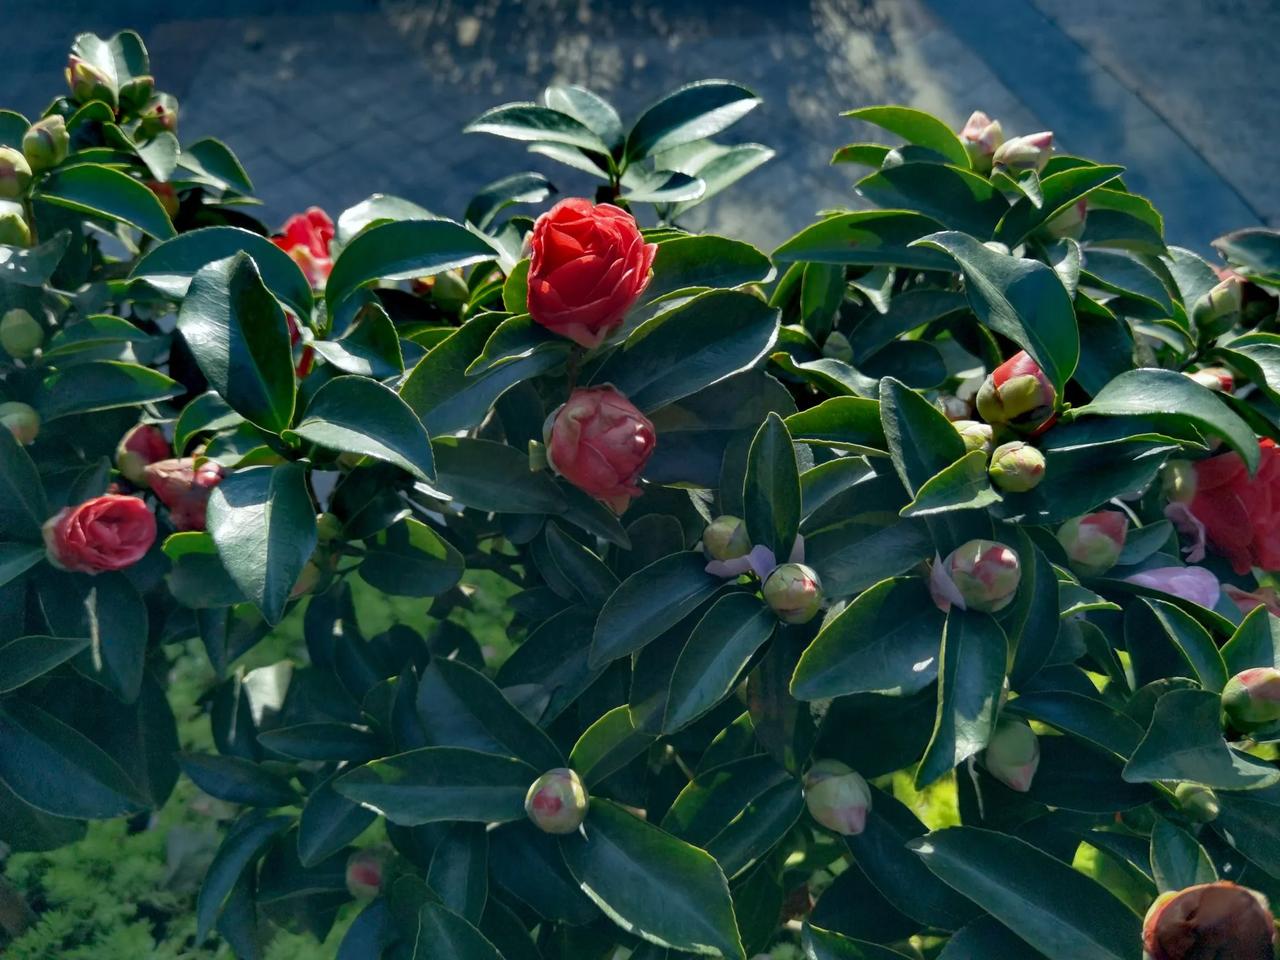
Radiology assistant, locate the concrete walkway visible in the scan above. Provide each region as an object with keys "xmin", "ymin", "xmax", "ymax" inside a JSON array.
[{"xmin": 5, "ymin": 0, "xmax": 1277, "ymax": 253}]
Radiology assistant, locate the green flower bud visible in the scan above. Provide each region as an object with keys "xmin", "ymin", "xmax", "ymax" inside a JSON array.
[
  {"xmin": 703, "ymin": 515, "xmax": 751, "ymax": 562},
  {"xmin": 1161, "ymin": 460, "xmax": 1197, "ymax": 505},
  {"xmin": 315, "ymin": 512, "xmax": 342, "ymax": 544},
  {"xmin": 139, "ymin": 95, "xmax": 179, "ymax": 139},
  {"xmin": 803, "ymin": 759, "xmax": 871, "ymax": 836},
  {"xmin": 954, "ymin": 419, "xmax": 994, "ymax": 455},
  {"xmin": 1043, "ymin": 198, "xmax": 1087, "ymax": 240},
  {"xmin": 22, "ymin": 115, "xmax": 69, "ymax": 172},
  {"xmin": 988, "ymin": 441, "xmax": 1046, "ymax": 492},
  {"xmin": 0, "ymin": 402, "xmax": 39, "ymax": 445},
  {"xmin": 0, "ymin": 204, "xmax": 30, "ymax": 247},
  {"xmin": 1056, "ymin": 511, "xmax": 1128, "ymax": 577},
  {"xmin": 117, "ymin": 75, "xmax": 156, "ymax": 115},
  {"xmin": 1193, "ymin": 276, "xmax": 1244, "ymax": 329},
  {"xmin": 525, "ymin": 768, "xmax": 588, "ymax": 834},
  {"xmin": 763, "ymin": 563, "xmax": 824, "ymax": 625},
  {"xmin": 1143, "ymin": 882, "xmax": 1275, "ymax": 960},
  {"xmin": 932, "ymin": 539, "xmax": 1021, "ymax": 613},
  {"xmin": 0, "ymin": 308, "xmax": 43, "ymax": 358},
  {"xmin": 1222, "ymin": 667, "xmax": 1280, "ymax": 732},
  {"xmin": 0, "ymin": 148, "xmax": 32, "ymax": 200},
  {"xmin": 983, "ymin": 717, "xmax": 1040, "ymax": 792},
  {"xmin": 975, "ymin": 351, "xmax": 1056, "ymax": 429},
  {"xmin": 431, "ymin": 268, "xmax": 470, "ymax": 313},
  {"xmin": 822, "ymin": 331, "xmax": 853, "ymax": 362},
  {"xmin": 65, "ymin": 55, "xmax": 115, "ymax": 107},
  {"xmin": 1173, "ymin": 782, "xmax": 1220, "ymax": 823}
]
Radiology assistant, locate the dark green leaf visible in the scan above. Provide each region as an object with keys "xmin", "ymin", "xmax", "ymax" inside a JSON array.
[
  {"xmin": 177, "ymin": 252, "xmax": 296, "ymax": 433},
  {"xmin": 206, "ymin": 463, "xmax": 316, "ymax": 625},
  {"xmin": 879, "ymin": 376, "xmax": 965, "ymax": 494},
  {"xmin": 792, "ymin": 577, "xmax": 944, "ymax": 699},
  {"xmin": 432, "ymin": 437, "xmax": 566, "ymax": 514},
  {"xmin": 38, "ymin": 164, "xmax": 175, "ymax": 239},
  {"xmin": 0, "ymin": 634, "xmax": 90, "ymax": 693},
  {"xmin": 196, "ymin": 814, "xmax": 290, "ymax": 941},
  {"xmin": 1150, "ymin": 816, "xmax": 1216, "ymax": 892},
  {"xmin": 298, "ymin": 773, "xmax": 376, "ymax": 867},
  {"xmin": 743, "ymin": 412, "xmax": 801, "ymax": 561},
  {"xmin": 359, "ymin": 518, "xmax": 464, "ymax": 598},
  {"xmin": 901, "ymin": 450, "xmax": 1002, "ymax": 517},
  {"xmin": 995, "ymin": 165, "xmax": 1125, "ymax": 245},
  {"xmin": 591, "ymin": 552, "xmax": 722, "ymax": 667},
  {"xmin": 842, "ymin": 106, "xmax": 968, "ymax": 167},
  {"xmin": 40, "ymin": 360, "xmax": 182, "ymax": 420},
  {"xmin": 773, "ymin": 211, "xmax": 951, "ymax": 270},
  {"xmin": 627, "ymin": 80, "xmax": 759, "ymax": 161},
  {"xmin": 178, "ymin": 753, "xmax": 297, "ymax": 807},
  {"xmin": 856, "ymin": 164, "xmax": 1006, "ymax": 237},
  {"xmin": 569, "ymin": 705, "xmax": 655, "ymax": 788},
  {"xmin": 466, "ymin": 102, "xmax": 611, "ymax": 154}
]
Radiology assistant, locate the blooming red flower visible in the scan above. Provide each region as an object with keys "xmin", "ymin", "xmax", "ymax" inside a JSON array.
[
  {"xmin": 545, "ymin": 385, "xmax": 656, "ymax": 513},
  {"xmin": 42, "ymin": 494, "xmax": 156, "ymax": 574},
  {"xmin": 145, "ymin": 457, "xmax": 226, "ymax": 532},
  {"xmin": 273, "ymin": 207, "xmax": 335, "ymax": 289},
  {"xmin": 527, "ymin": 199, "xmax": 657, "ymax": 348},
  {"xmin": 1189, "ymin": 439, "xmax": 1280, "ymax": 574}
]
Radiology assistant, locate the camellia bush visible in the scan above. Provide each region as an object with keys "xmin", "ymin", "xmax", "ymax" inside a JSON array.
[{"xmin": 4, "ymin": 26, "xmax": 1280, "ymax": 960}]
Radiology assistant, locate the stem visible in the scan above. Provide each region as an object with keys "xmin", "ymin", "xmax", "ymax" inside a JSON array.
[
  {"xmin": 565, "ymin": 346, "xmax": 584, "ymax": 391},
  {"xmin": 0, "ymin": 876, "xmax": 35, "ymax": 940}
]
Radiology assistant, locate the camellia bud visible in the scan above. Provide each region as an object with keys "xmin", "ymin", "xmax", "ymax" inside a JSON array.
[
  {"xmin": 1161, "ymin": 460, "xmax": 1197, "ymax": 505},
  {"xmin": 0, "ymin": 308, "xmax": 43, "ymax": 358},
  {"xmin": 345, "ymin": 850, "xmax": 385, "ymax": 900},
  {"xmin": 959, "ymin": 110, "xmax": 1004, "ymax": 173},
  {"xmin": 1056, "ymin": 511, "xmax": 1128, "ymax": 577},
  {"xmin": 982, "ymin": 717, "xmax": 1040, "ymax": 792},
  {"xmin": 703, "ymin": 515, "xmax": 751, "ymax": 562},
  {"xmin": 524, "ymin": 768, "xmax": 588, "ymax": 834},
  {"xmin": 21, "ymin": 115, "xmax": 69, "ymax": 172},
  {"xmin": 315, "ymin": 511, "xmax": 342, "ymax": 544},
  {"xmin": 1043, "ymin": 198, "xmax": 1087, "ymax": 240},
  {"xmin": 1174, "ymin": 782, "xmax": 1221, "ymax": 823},
  {"xmin": 763, "ymin": 562, "xmax": 824, "ymax": 625},
  {"xmin": 954, "ymin": 419, "xmax": 994, "ymax": 455},
  {"xmin": 145, "ymin": 457, "xmax": 225, "ymax": 532},
  {"xmin": 1193, "ymin": 276, "xmax": 1244, "ymax": 329},
  {"xmin": 931, "ymin": 539, "xmax": 1021, "ymax": 613},
  {"xmin": 1186, "ymin": 367, "xmax": 1234, "ymax": 393},
  {"xmin": 803, "ymin": 759, "xmax": 871, "ymax": 836},
  {"xmin": 115, "ymin": 423, "xmax": 170, "ymax": 485},
  {"xmin": 430, "ymin": 269, "xmax": 470, "ymax": 313},
  {"xmin": 0, "ymin": 148, "xmax": 32, "ymax": 200},
  {"xmin": 0, "ymin": 402, "xmax": 40, "ymax": 445},
  {"xmin": 1222, "ymin": 667, "xmax": 1280, "ymax": 732},
  {"xmin": 822, "ymin": 330, "xmax": 853, "ymax": 363},
  {"xmin": 0, "ymin": 204, "xmax": 30, "ymax": 246},
  {"xmin": 1142, "ymin": 882, "xmax": 1275, "ymax": 960},
  {"xmin": 992, "ymin": 131, "xmax": 1053, "ymax": 174},
  {"xmin": 975, "ymin": 351, "xmax": 1056, "ymax": 430},
  {"xmin": 138, "ymin": 95, "xmax": 179, "ymax": 138},
  {"xmin": 988, "ymin": 441, "xmax": 1046, "ymax": 492},
  {"xmin": 65, "ymin": 55, "xmax": 115, "ymax": 106}
]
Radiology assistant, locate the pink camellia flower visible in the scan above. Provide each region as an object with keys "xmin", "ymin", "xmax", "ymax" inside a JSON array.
[
  {"xmin": 42, "ymin": 494, "xmax": 157, "ymax": 574},
  {"xmin": 1125, "ymin": 566, "xmax": 1221, "ymax": 609},
  {"xmin": 983, "ymin": 718, "xmax": 1040, "ymax": 792},
  {"xmin": 115, "ymin": 423, "xmax": 171, "ymax": 486},
  {"xmin": 930, "ymin": 539, "xmax": 1022, "ymax": 613},
  {"xmin": 1224, "ymin": 584, "xmax": 1280, "ymax": 617},
  {"xmin": 992, "ymin": 131, "xmax": 1053, "ymax": 173},
  {"xmin": 1057, "ymin": 511, "xmax": 1129, "ymax": 577},
  {"xmin": 145, "ymin": 457, "xmax": 226, "ymax": 532},
  {"xmin": 526, "ymin": 198, "xmax": 658, "ymax": 348},
  {"xmin": 803, "ymin": 760, "xmax": 871, "ymax": 836},
  {"xmin": 1187, "ymin": 439, "xmax": 1280, "ymax": 574},
  {"xmin": 272, "ymin": 207, "xmax": 335, "ymax": 289},
  {"xmin": 1143, "ymin": 882, "xmax": 1275, "ymax": 960},
  {"xmin": 958, "ymin": 110, "xmax": 1004, "ymax": 172},
  {"xmin": 975, "ymin": 350, "xmax": 1057, "ymax": 432},
  {"xmin": 545, "ymin": 386, "xmax": 655, "ymax": 513}
]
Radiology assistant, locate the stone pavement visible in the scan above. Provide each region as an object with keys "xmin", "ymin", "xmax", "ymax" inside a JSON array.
[{"xmin": 4, "ymin": 0, "xmax": 1277, "ymax": 253}]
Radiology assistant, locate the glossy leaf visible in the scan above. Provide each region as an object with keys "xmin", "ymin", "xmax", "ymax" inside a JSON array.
[{"xmin": 591, "ymin": 552, "xmax": 722, "ymax": 667}]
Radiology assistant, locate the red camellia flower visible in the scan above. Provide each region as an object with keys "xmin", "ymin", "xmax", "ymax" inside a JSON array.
[
  {"xmin": 1188, "ymin": 439, "xmax": 1280, "ymax": 574},
  {"xmin": 527, "ymin": 198, "xmax": 658, "ymax": 348},
  {"xmin": 273, "ymin": 207, "xmax": 335, "ymax": 289},
  {"xmin": 545, "ymin": 385, "xmax": 656, "ymax": 513},
  {"xmin": 145, "ymin": 457, "xmax": 226, "ymax": 532},
  {"xmin": 42, "ymin": 494, "xmax": 157, "ymax": 574},
  {"xmin": 115, "ymin": 423, "xmax": 171, "ymax": 486}
]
